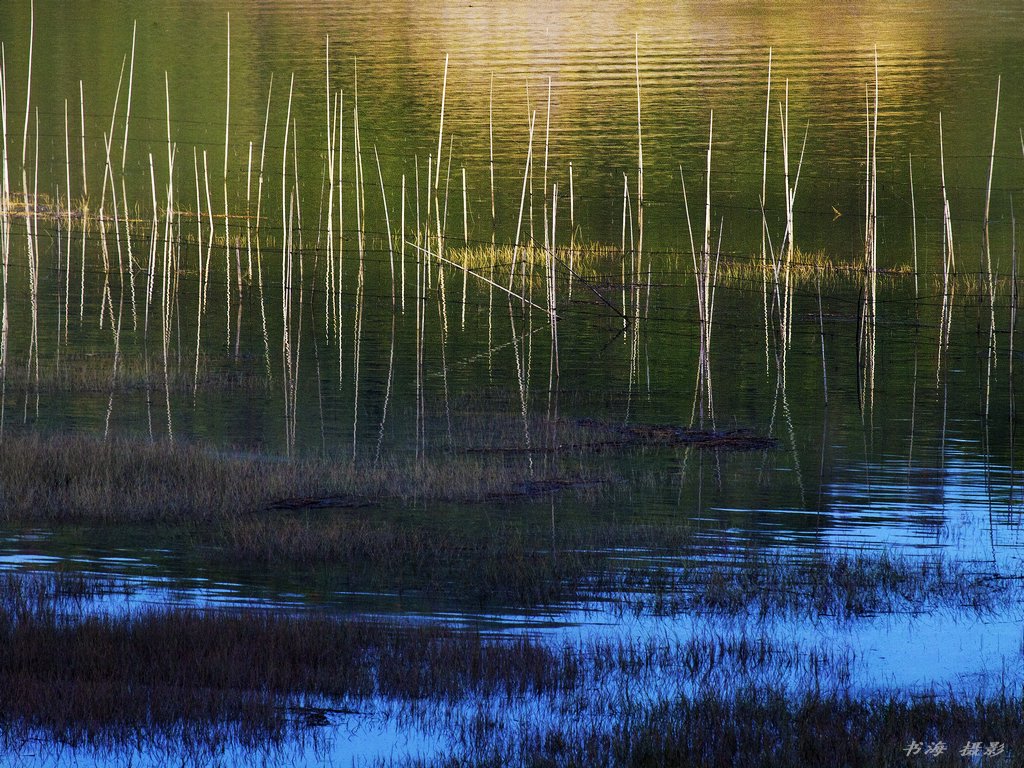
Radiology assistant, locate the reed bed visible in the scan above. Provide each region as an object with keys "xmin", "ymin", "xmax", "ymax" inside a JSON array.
[
  {"xmin": 457, "ymin": 688, "xmax": 1023, "ymax": 768},
  {"xmin": 0, "ymin": 569, "xmax": 1019, "ymax": 766},
  {"xmin": 0, "ymin": 431, "xmax": 608, "ymax": 523}
]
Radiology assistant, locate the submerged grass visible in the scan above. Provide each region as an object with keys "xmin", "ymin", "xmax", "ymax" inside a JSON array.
[
  {"xmin": 0, "ymin": 572, "xmax": 1019, "ymax": 766},
  {"xmin": 463, "ymin": 688, "xmax": 1023, "ymax": 768},
  {"xmin": 0, "ymin": 432, "xmax": 1010, "ymax": 614}
]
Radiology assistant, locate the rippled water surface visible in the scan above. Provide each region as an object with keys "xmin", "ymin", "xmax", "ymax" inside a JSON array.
[{"xmin": 2, "ymin": 1, "xmax": 1024, "ymax": 764}]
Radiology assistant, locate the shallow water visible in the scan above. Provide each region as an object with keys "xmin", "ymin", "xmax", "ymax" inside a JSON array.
[{"xmin": 2, "ymin": 0, "xmax": 1024, "ymax": 764}]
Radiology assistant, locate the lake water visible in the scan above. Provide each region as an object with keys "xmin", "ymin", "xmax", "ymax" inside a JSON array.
[{"xmin": 2, "ymin": 1, "xmax": 1024, "ymax": 764}]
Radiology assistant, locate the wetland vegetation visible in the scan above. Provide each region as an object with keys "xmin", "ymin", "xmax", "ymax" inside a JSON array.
[{"xmin": 2, "ymin": 1, "xmax": 1024, "ymax": 765}]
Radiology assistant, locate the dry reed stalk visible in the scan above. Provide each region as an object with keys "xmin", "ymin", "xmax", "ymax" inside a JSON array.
[
  {"xmin": 407, "ymin": 241, "xmax": 543, "ymax": 311},
  {"xmin": 508, "ymin": 110, "xmax": 537, "ymax": 293},
  {"xmin": 145, "ymin": 153, "xmax": 158, "ymax": 336},
  {"xmin": 63, "ymin": 99, "xmax": 71, "ymax": 343},
  {"xmin": 121, "ymin": 176, "xmax": 137, "ymax": 330},
  {"xmin": 489, "ymin": 73, "xmax": 496, "ymax": 240},
  {"xmin": 434, "ymin": 54, "xmax": 448, "ymax": 191},
  {"xmin": 543, "ymin": 77, "xmax": 552, "ymax": 253},
  {"xmin": 909, "ymin": 153, "xmax": 918, "ymax": 297},
  {"xmin": 939, "ymin": 113, "xmax": 956, "ymax": 276},
  {"xmin": 635, "ymin": 35, "xmax": 644, "ymax": 281},
  {"xmin": 191, "ymin": 149, "xmax": 205, "ymax": 394},
  {"xmin": 98, "ymin": 55, "xmax": 125, "ymax": 219},
  {"xmin": 223, "ymin": 13, "xmax": 232, "ymax": 348},
  {"xmin": 79, "ymin": 80, "xmax": 87, "ymax": 201},
  {"xmin": 120, "ymin": 20, "xmax": 136, "ymax": 173},
  {"xmin": 401, "ymin": 173, "xmax": 406, "ymax": 313},
  {"xmin": 568, "ymin": 161, "xmax": 575, "ymax": 300},
  {"xmin": 761, "ymin": 49, "xmax": 772, "ymax": 377},
  {"xmin": 336, "ymin": 88, "xmax": 344, "ymax": 347},
  {"xmin": 374, "ymin": 146, "xmax": 395, "ymax": 306},
  {"xmin": 324, "ymin": 40, "xmax": 336, "ymax": 334},
  {"xmin": 375, "ymin": 315, "xmax": 396, "ymax": 464},
  {"xmin": 781, "ymin": 80, "xmax": 791, "ymax": 263},
  {"xmin": 621, "ymin": 173, "xmax": 630, "ymax": 320},
  {"xmin": 0, "ymin": 52, "xmax": 7, "ymax": 434},
  {"xmin": 1011, "ymin": 197, "xmax": 1018, "ymax": 380},
  {"xmin": 352, "ymin": 100, "xmax": 366, "ymax": 460},
  {"xmin": 983, "ymin": 76, "xmax": 1000, "ymax": 307},
  {"xmin": 20, "ymin": 0, "xmax": 33, "ymax": 171},
  {"xmin": 549, "ymin": 182, "xmax": 559, "ymax": 379},
  {"xmin": 461, "ymin": 166, "xmax": 468, "ymax": 327}
]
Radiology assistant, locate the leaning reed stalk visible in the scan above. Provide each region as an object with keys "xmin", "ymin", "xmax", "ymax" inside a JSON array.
[
  {"xmin": 939, "ymin": 113, "xmax": 956, "ymax": 275},
  {"xmin": 542, "ymin": 77, "xmax": 552, "ymax": 252},
  {"xmin": 120, "ymin": 20, "xmax": 136, "ymax": 173},
  {"xmin": 761, "ymin": 49, "xmax": 772, "ymax": 377},
  {"xmin": 145, "ymin": 153, "xmax": 157, "ymax": 336},
  {"xmin": 508, "ymin": 110, "xmax": 537, "ymax": 292},
  {"xmin": 983, "ymin": 75, "xmax": 1000, "ymax": 304},
  {"xmin": 255, "ymin": 77, "xmax": 273, "ymax": 378},
  {"xmin": 434, "ymin": 54, "xmax": 449, "ymax": 188},
  {"xmin": 20, "ymin": 0, "xmax": 33, "ymax": 171},
  {"xmin": 98, "ymin": 56, "xmax": 125, "ymax": 217},
  {"xmin": 192, "ymin": 149, "xmax": 205, "ymax": 394},
  {"xmin": 374, "ymin": 146, "xmax": 395, "ymax": 306}
]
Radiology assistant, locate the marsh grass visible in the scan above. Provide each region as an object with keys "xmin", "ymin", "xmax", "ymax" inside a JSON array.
[
  {"xmin": 489, "ymin": 688, "xmax": 1023, "ymax": 768},
  {"xmin": 2, "ymin": 353, "xmax": 270, "ymax": 393},
  {"xmin": 602, "ymin": 549, "xmax": 1005, "ymax": 620},
  {"xmin": 1, "ymin": 569, "xmax": 1020, "ymax": 766},
  {"xmin": 0, "ymin": 431, "xmax": 1009, "ymax": 615},
  {"xmin": 0, "ymin": 431, "xmax": 602, "ymax": 523}
]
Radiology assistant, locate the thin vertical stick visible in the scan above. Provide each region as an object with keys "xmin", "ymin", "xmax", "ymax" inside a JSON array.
[
  {"xmin": 543, "ymin": 77, "xmax": 552, "ymax": 252},
  {"xmin": 909, "ymin": 153, "xmax": 918, "ymax": 297},
  {"xmin": 223, "ymin": 13, "xmax": 232, "ymax": 346},
  {"xmin": 983, "ymin": 75, "xmax": 1001, "ymax": 298},
  {"xmin": 374, "ymin": 146, "xmax": 395, "ymax": 306},
  {"xmin": 461, "ymin": 165, "xmax": 468, "ymax": 328},
  {"xmin": 63, "ymin": 99, "xmax": 71, "ymax": 341},
  {"xmin": 939, "ymin": 113, "xmax": 955, "ymax": 275},
  {"xmin": 761, "ymin": 49, "xmax": 772, "ymax": 376},
  {"xmin": 434, "ymin": 54, "xmax": 448, "ymax": 189},
  {"xmin": 79, "ymin": 80, "xmax": 88, "ymax": 200},
  {"xmin": 704, "ymin": 111, "xmax": 713, "ymax": 258},
  {"xmin": 568, "ymin": 161, "xmax": 575, "ymax": 299},
  {"xmin": 872, "ymin": 48, "xmax": 879, "ymax": 275},
  {"xmin": 489, "ymin": 73, "xmax": 496, "ymax": 239},
  {"xmin": 401, "ymin": 173, "xmax": 406, "ymax": 313},
  {"xmin": 635, "ymin": 35, "xmax": 644, "ymax": 279}
]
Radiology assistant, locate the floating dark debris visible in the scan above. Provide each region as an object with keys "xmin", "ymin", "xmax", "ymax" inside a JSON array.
[
  {"xmin": 574, "ymin": 419, "xmax": 778, "ymax": 451},
  {"xmin": 266, "ymin": 496, "xmax": 374, "ymax": 511},
  {"xmin": 486, "ymin": 478, "xmax": 608, "ymax": 500}
]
